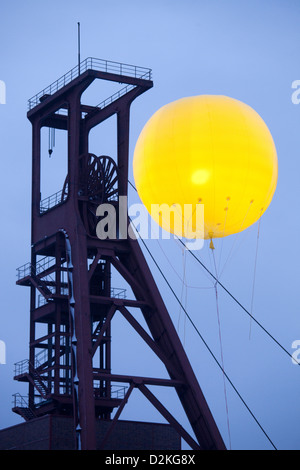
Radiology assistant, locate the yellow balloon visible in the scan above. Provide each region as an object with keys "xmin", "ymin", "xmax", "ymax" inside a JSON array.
[{"xmin": 133, "ymin": 95, "xmax": 278, "ymax": 240}]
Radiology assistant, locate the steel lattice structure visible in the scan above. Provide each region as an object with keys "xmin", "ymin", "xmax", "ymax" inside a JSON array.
[{"xmin": 13, "ymin": 58, "xmax": 226, "ymax": 450}]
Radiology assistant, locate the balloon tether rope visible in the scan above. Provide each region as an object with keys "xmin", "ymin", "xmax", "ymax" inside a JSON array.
[{"xmin": 212, "ymin": 245, "xmax": 232, "ymax": 450}]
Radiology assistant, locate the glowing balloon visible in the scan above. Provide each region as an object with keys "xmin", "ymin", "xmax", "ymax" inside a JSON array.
[{"xmin": 133, "ymin": 95, "xmax": 278, "ymax": 241}]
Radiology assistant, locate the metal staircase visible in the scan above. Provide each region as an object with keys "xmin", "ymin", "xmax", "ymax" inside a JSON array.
[
  {"xmin": 14, "ymin": 356, "xmax": 51, "ymax": 397},
  {"xmin": 28, "ymin": 366, "xmax": 50, "ymax": 399}
]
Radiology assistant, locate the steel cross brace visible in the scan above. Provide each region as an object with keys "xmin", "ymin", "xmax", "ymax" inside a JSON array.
[{"xmin": 97, "ymin": 376, "xmax": 200, "ymax": 450}]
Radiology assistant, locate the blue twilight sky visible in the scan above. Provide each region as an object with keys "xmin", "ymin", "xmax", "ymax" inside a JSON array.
[{"xmin": 0, "ymin": 0, "xmax": 300, "ymax": 450}]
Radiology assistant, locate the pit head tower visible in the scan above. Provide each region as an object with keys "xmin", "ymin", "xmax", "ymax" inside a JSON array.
[{"xmin": 13, "ymin": 58, "xmax": 226, "ymax": 451}]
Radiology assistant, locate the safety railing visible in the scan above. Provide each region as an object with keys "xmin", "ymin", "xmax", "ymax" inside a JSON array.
[
  {"xmin": 111, "ymin": 287, "xmax": 126, "ymax": 299},
  {"xmin": 111, "ymin": 385, "xmax": 127, "ymax": 399},
  {"xmin": 16, "ymin": 262, "xmax": 32, "ymax": 281},
  {"xmin": 96, "ymin": 83, "xmax": 136, "ymax": 110},
  {"xmin": 36, "ymin": 256, "xmax": 56, "ymax": 274},
  {"xmin": 40, "ymin": 187, "xmax": 68, "ymax": 214},
  {"xmin": 14, "ymin": 358, "xmax": 30, "ymax": 376},
  {"xmin": 28, "ymin": 57, "xmax": 152, "ymax": 110},
  {"xmin": 16, "ymin": 256, "xmax": 56, "ymax": 281},
  {"xmin": 14, "ymin": 345, "xmax": 62, "ymax": 379},
  {"xmin": 93, "ymin": 382, "xmax": 127, "ymax": 400},
  {"xmin": 12, "ymin": 393, "xmax": 29, "ymax": 409},
  {"xmin": 37, "ymin": 287, "xmax": 124, "ymax": 305},
  {"xmin": 14, "ymin": 349, "xmax": 49, "ymax": 376},
  {"xmin": 37, "ymin": 286, "xmax": 68, "ymax": 307}
]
